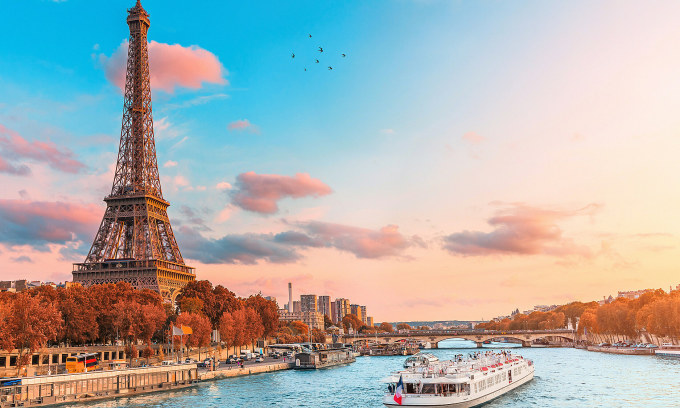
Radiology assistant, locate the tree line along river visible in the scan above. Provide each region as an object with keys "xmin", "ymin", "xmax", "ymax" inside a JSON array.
[{"xmin": 60, "ymin": 340, "xmax": 679, "ymax": 408}]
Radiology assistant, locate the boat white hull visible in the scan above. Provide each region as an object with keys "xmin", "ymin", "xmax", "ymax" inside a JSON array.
[
  {"xmin": 383, "ymin": 367, "xmax": 534, "ymax": 407},
  {"xmin": 656, "ymin": 350, "xmax": 680, "ymax": 358}
]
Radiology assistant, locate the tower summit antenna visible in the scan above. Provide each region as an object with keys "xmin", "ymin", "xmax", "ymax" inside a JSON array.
[{"xmin": 73, "ymin": 1, "xmax": 195, "ymax": 302}]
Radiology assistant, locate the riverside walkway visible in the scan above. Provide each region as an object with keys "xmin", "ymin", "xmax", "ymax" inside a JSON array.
[
  {"xmin": 0, "ymin": 360, "xmax": 294, "ymax": 407},
  {"xmin": 199, "ymin": 361, "xmax": 293, "ymax": 381}
]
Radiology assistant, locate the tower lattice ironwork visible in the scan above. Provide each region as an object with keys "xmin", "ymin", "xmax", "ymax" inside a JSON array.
[{"xmin": 73, "ymin": 0, "xmax": 195, "ymax": 301}]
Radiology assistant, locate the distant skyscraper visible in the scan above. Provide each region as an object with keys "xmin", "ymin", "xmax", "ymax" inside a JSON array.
[
  {"xmin": 263, "ymin": 296, "xmax": 277, "ymax": 306},
  {"xmin": 366, "ymin": 316, "xmax": 374, "ymax": 327},
  {"xmin": 335, "ymin": 298, "xmax": 350, "ymax": 322},
  {"xmin": 331, "ymin": 302, "xmax": 338, "ymax": 323},
  {"xmin": 300, "ymin": 294, "xmax": 318, "ymax": 312},
  {"xmin": 350, "ymin": 304, "xmax": 363, "ymax": 322},
  {"xmin": 293, "ymin": 300, "xmax": 301, "ymax": 313},
  {"xmin": 318, "ymin": 295, "xmax": 331, "ymax": 318},
  {"xmin": 360, "ymin": 305, "xmax": 367, "ymax": 324},
  {"xmin": 288, "ymin": 282, "xmax": 293, "ymax": 313}
]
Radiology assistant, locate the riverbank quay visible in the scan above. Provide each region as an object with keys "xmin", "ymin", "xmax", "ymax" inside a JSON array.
[
  {"xmin": 587, "ymin": 346, "xmax": 655, "ymax": 355},
  {"xmin": 199, "ymin": 362, "xmax": 293, "ymax": 381},
  {"xmin": 0, "ymin": 363, "xmax": 198, "ymax": 407}
]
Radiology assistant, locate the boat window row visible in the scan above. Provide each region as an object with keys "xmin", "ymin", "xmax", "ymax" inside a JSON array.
[{"xmin": 475, "ymin": 371, "xmax": 508, "ymax": 394}]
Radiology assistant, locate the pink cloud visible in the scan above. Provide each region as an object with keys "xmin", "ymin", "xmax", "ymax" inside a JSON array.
[
  {"xmin": 232, "ymin": 172, "xmax": 332, "ymax": 214},
  {"xmin": 462, "ymin": 131, "xmax": 485, "ymax": 144},
  {"xmin": 0, "ymin": 156, "xmax": 30, "ymax": 176},
  {"xmin": 0, "ymin": 125, "xmax": 85, "ymax": 174},
  {"xmin": 294, "ymin": 221, "xmax": 414, "ymax": 259},
  {"xmin": 0, "ymin": 199, "xmax": 101, "ymax": 248},
  {"xmin": 227, "ymin": 119, "xmax": 259, "ymax": 134},
  {"xmin": 101, "ymin": 40, "xmax": 227, "ymax": 93},
  {"xmin": 443, "ymin": 203, "xmax": 600, "ymax": 257}
]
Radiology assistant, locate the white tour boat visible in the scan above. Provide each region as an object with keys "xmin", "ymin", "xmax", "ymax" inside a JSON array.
[
  {"xmin": 382, "ymin": 351, "xmax": 534, "ymax": 407},
  {"xmin": 656, "ymin": 343, "xmax": 680, "ymax": 358},
  {"xmin": 404, "ymin": 353, "xmax": 439, "ymax": 368}
]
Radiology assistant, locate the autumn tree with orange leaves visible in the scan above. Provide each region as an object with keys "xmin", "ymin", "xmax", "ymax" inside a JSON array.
[
  {"xmin": 176, "ymin": 312, "xmax": 212, "ymax": 359},
  {"xmin": 1, "ymin": 293, "xmax": 62, "ymax": 375}
]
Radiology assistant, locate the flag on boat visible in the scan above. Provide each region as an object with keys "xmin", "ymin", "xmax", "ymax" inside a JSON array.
[{"xmin": 394, "ymin": 374, "xmax": 403, "ymax": 405}]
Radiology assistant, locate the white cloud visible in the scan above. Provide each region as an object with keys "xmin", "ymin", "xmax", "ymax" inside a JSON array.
[
  {"xmin": 163, "ymin": 160, "xmax": 178, "ymax": 168},
  {"xmin": 216, "ymin": 181, "xmax": 232, "ymax": 190}
]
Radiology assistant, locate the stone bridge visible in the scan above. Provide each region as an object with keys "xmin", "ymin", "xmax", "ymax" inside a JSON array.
[{"xmin": 342, "ymin": 329, "xmax": 576, "ymax": 348}]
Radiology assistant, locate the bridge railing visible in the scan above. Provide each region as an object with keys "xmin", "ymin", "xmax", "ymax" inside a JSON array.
[{"xmin": 346, "ymin": 329, "xmax": 576, "ymax": 338}]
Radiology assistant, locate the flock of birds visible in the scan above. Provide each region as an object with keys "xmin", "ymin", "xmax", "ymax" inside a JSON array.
[{"xmin": 291, "ymin": 34, "xmax": 346, "ymax": 71}]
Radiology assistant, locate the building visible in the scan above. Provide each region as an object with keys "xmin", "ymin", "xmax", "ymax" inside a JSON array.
[
  {"xmin": 0, "ymin": 280, "xmax": 58, "ymax": 292},
  {"xmin": 366, "ymin": 316, "xmax": 374, "ymax": 327},
  {"xmin": 263, "ymin": 296, "xmax": 277, "ymax": 306},
  {"xmin": 278, "ymin": 310, "xmax": 325, "ymax": 331},
  {"xmin": 318, "ymin": 295, "xmax": 331, "ymax": 318},
  {"xmin": 300, "ymin": 294, "xmax": 318, "ymax": 312},
  {"xmin": 617, "ymin": 289, "xmax": 654, "ymax": 299},
  {"xmin": 287, "ymin": 282, "xmax": 293, "ymax": 313},
  {"xmin": 0, "ymin": 280, "xmax": 28, "ymax": 292},
  {"xmin": 360, "ymin": 305, "xmax": 367, "ymax": 324},
  {"xmin": 334, "ymin": 298, "xmax": 350, "ymax": 323},
  {"xmin": 293, "ymin": 301, "xmax": 302, "ymax": 313},
  {"xmin": 71, "ymin": 1, "xmax": 195, "ymax": 302},
  {"xmin": 331, "ymin": 302, "xmax": 338, "ymax": 323},
  {"xmin": 350, "ymin": 304, "xmax": 363, "ymax": 322}
]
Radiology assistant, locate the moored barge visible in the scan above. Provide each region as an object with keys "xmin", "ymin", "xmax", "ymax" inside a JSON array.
[{"xmin": 294, "ymin": 348, "xmax": 356, "ymax": 369}]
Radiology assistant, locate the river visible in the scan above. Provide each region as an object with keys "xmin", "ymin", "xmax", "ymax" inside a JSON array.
[{"xmin": 63, "ymin": 339, "xmax": 680, "ymax": 407}]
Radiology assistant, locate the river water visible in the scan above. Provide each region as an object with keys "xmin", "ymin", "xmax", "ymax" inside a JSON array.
[{"xmin": 65, "ymin": 339, "xmax": 680, "ymax": 407}]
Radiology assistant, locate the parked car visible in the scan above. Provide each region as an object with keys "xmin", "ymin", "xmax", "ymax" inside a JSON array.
[
  {"xmin": 202, "ymin": 358, "xmax": 220, "ymax": 368},
  {"xmin": 255, "ymin": 356, "xmax": 265, "ymax": 363},
  {"xmin": 597, "ymin": 342, "xmax": 611, "ymax": 347},
  {"xmin": 226, "ymin": 356, "xmax": 238, "ymax": 364},
  {"xmin": 271, "ymin": 353, "xmax": 281, "ymax": 359}
]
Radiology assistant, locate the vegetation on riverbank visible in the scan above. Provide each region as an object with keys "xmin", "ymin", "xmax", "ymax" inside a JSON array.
[{"xmin": 476, "ymin": 288, "xmax": 680, "ymax": 341}]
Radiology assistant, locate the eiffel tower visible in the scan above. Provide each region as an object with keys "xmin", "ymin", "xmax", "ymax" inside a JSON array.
[{"xmin": 73, "ymin": 0, "xmax": 195, "ymax": 301}]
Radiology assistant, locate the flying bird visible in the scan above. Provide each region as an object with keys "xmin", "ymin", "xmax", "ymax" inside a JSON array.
[
  {"xmin": 291, "ymin": 53, "xmax": 295, "ymax": 59},
  {"xmin": 328, "ymin": 66, "xmax": 333, "ymax": 70},
  {"xmin": 309, "ymin": 34, "xmax": 312, "ymax": 38},
  {"xmin": 304, "ymin": 68, "xmax": 307, "ymax": 71},
  {"xmin": 318, "ymin": 47, "xmax": 324, "ymax": 53},
  {"xmin": 315, "ymin": 59, "xmax": 319, "ymax": 63},
  {"xmin": 341, "ymin": 53, "xmax": 346, "ymax": 58}
]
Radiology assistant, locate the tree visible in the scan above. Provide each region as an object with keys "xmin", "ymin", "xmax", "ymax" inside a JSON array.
[
  {"xmin": 341, "ymin": 314, "xmax": 364, "ymax": 332},
  {"xmin": 396, "ymin": 323, "xmax": 411, "ymax": 331},
  {"xmin": 311, "ymin": 328, "xmax": 326, "ymax": 343},
  {"xmin": 142, "ymin": 346, "xmax": 154, "ymax": 365},
  {"xmin": 244, "ymin": 307, "xmax": 265, "ymax": 350},
  {"xmin": 244, "ymin": 295, "xmax": 278, "ymax": 337},
  {"xmin": 379, "ymin": 322, "xmax": 393, "ymax": 333},
  {"xmin": 176, "ymin": 281, "xmax": 242, "ymax": 329},
  {"xmin": 4, "ymin": 293, "xmax": 63, "ymax": 375},
  {"xmin": 179, "ymin": 297, "xmax": 204, "ymax": 314},
  {"xmin": 290, "ymin": 320, "xmax": 309, "ymax": 337},
  {"xmin": 578, "ymin": 308, "xmax": 599, "ymax": 336},
  {"xmin": 57, "ymin": 285, "xmax": 99, "ymax": 345},
  {"xmin": 219, "ymin": 312, "xmax": 237, "ymax": 350},
  {"xmin": 177, "ymin": 312, "xmax": 212, "ymax": 360},
  {"xmin": 324, "ymin": 314, "xmax": 333, "ymax": 329}
]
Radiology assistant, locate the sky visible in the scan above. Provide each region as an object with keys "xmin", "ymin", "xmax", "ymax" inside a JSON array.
[{"xmin": 2, "ymin": 0, "xmax": 680, "ymax": 321}]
